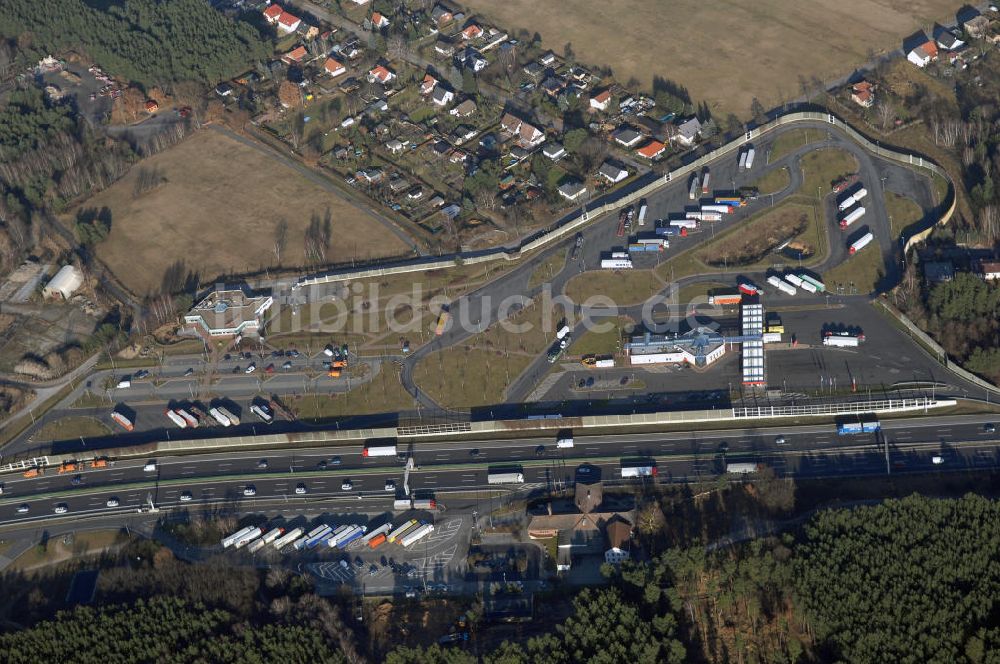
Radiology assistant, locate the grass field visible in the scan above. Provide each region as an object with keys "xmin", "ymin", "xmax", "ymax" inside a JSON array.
[
  {"xmin": 769, "ymin": 128, "xmax": 827, "ymax": 162},
  {"xmin": 884, "ymin": 190, "xmax": 925, "ymax": 238},
  {"xmin": 80, "ymin": 130, "xmax": 412, "ymax": 294},
  {"xmin": 528, "ymin": 247, "xmax": 568, "ymax": 289},
  {"xmin": 11, "ymin": 530, "xmax": 126, "ymax": 572},
  {"xmin": 563, "ymin": 269, "xmax": 665, "ymax": 306},
  {"xmin": 752, "ymin": 167, "xmax": 791, "ymax": 196},
  {"xmin": 800, "ymin": 148, "xmax": 859, "ymax": 197},
  {"xmin": 823, "ymin": 238, "xmax": 885, "ymax": 293},
  {"xmin": 567, "ymin": 318, "xmax": 626, "ymax": 356},
  {"xmin": 282, "ymin": 363, "xmax": 415, "ymax": 420},
  {"xmin": 34, "ymin": 416, "xmax": 111, "ymax": 442},
  {"xmin": 698, "ymin": 203, "xmax": 815, "ymax": 267},
  {"xmin": 461, "ymin": 0, "xmax": 963, "ymax": 119}
]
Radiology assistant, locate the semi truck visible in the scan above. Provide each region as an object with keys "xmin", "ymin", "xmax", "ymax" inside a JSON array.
[
  {"xmin": 412, "ymin": 498, "xmax": 437, "ymax": 509},
  {"xmin": 738, "ymin": 150, "xmax": 747, "ymax": 170},
  {"xmin": 726, "ymin": 462, "xmax": 761, "ymax": 474},
  {"xmin": 669, "ymin": 218, "xmax": 698, "ymax": 229},
  {"xmin": 689, "ymin": 174, "xmax": 700, "ymax": 200},
  {"xmin": 701, "ymin": 204, "xmax": 733, "ymax": 214},
  {"xmin": 823, "ymin": 334, "xmax": 860, "ymax": 347},
  {"xmin": 637, "ymin": 201, "xmax": 648, "ymax": 226},
  {"xmin": 690, "ymin": 211, "xmax": 723, "ymax": 222},
  {"xmin": 744, "ymin": 147, "xmax": 756, "ymax": 170},
  {"xmin": 272, "ymin": 527, "xmax": 304, "ymax": 550},
  {"xmin": 435, "ymin": 310, "xmax": 450, "ymax": 336},
  {"xmin": 738, "ymin": 282, "xmax": 760, "ymax": 295},
  {"xmin": 250, "ymin": 404, "xmax": 273, "ymax": 423},
  {"xmin": 394, "ymin": 498, "xmax": 414, "ymax": 510},
  {"xmin": 209, "ymin": 407, "xmax": 231, "ymax": 427},
  {"xmin": 221, "ymin": 526, "xmax": 256, "ymax": 549},
  {"xmin": 799, "ymin": 280, "xmax": 818, "ymax": 294},
  {"xmin": 303, "ymin": 525, "xmax": 334, "ymax": 549},
  {"xmin": 111, "ymin": 411, "xmax": 134, "ymax": 432},
  {"xmin": 367, "ymin": 534, "xmax": 387, "ymax": 549},
  {"xmin": 621, "ymin": 463, "xmax": 658, "ymax": 478},
  {"xmin": 361, "ymin": 523, "xmax": 392, "ymax": 544},
  {"xmin": 165, "ymin": 409, "xmax": 188, "ymax": 429},
  {"xmin": 363, "ymin": 443, "xmax": 397, "ymax": 458},
  {"xmin": 839, "ymin": 206, "xmax": 866, "ymax": 229},
  {"xmin": 176, "ymin": 408, "xmax": 199, "ymax": 428},
  {"xmin": 849, "ymin": 232, "xmax": 874, "ymax": 254},
  {"xmin": 333, "ymin": 525, "xmax": 367, "ymax": 549},
  {"xmin": 655, "ymin": 225, "xmax": 687, "ymax": 237},
  {"xmin": 628, "ymin": 243, "xmax": 661, "ymax": 253},
  {"xmin": 487, "ymin": 471, "xmax": 525, "ymax": 484},
  {"xmin": 601, "ymin": 258, "xmax": 633, "ymax": 269},
  {"xmin": 767, "ymin": 275, "xmax": 796, "ymax": 295},
  {"xmin": 701, "ymin": 168, "xmax": 711, "ymax": 194},
  {"xmin": 714, "ymin": 196, "xmax": 742, "ymax": 207},
  {"xmin": 401, "ymin": 523, "xmax": 435, "ymax": 547},
  {"xmin": 800, "ymin": 275, "xmax": 826, "ymax": 292},
  {"xmin": 784, "ymin": 274, "xmax": 804, "ymax": 287},
  {"xmin": 388, "ymin": 519, "xmax": 419, "ymax": 543},
  {"xmin": 708, "ymin": 293, "xmax": 742, "ymax": 306},
  {"xmin": 837, "ymin": 186, "xmax": 868, "ymax": 211},
  {"xmin": 233, "ymin": 527, "xmax": 262, "ymax": 550},
  {"xmin": 837, "ymin": 418, "xmax": 880, "ymax": 435},
  {"xmin": 247, "ymin": 537, "xmax": 269, "ymax": 554},
  {"xmin": 215, "ymin": 406, "xmax": 240, "ymax": 426},
  {"xmin": 260, "ymin": 528, "xmax": 284, "ymax": 546}
]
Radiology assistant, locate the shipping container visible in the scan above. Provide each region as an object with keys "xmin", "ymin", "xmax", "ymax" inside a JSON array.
[
  {"xmin": 487, "ymin": 471, "xmax": 525, "ymax": 484},
  {"xmin": 401, "ymin": 523, "xmax": 435, "ymax": 547},
  {"xmin": 799, "ymin": 275, "xmax": 826, "ymax": 292},
  {"xmin": 621, "ymin": 463, "xmax": 658, "ymax": 478},
  {"xmin": 726, "ymin": 462, "xmax": 760, "ymax": 474},
  {"xmin": 388, "ymin": 519, "xmax": 420, "ymax": 543},
  {"xmin": 839, "ymin": 206, "xmax": 866, "ymax": 229},
  {"xmin": 600, "ymin": 258, "xmax": 633, "ymax": 269},
  {"xmin": 766, "ymin": 275, "xmax": 796, "ymax": 295},
  {"xmin": 744, "ymin": 147, "xmax": 756, "ymax": 169},
  {"xmin": 272, "ymin": 527, "xmax": 304, "ymax": 550},
  {"xmin": 363, "ymin": 444, "xmax": 397, "ymax": 458},
  {"xmin": 849, "ymin": 232, "xmax": 874, "ymax": 254},
  {"xmin": 784, "ymin": 274, "xmax": 804, "ymax": 287},
  {"xmin": 165, "ymin": 409, "xmax": 188, "ymax": 429},
  {"xmin": 111, "ymin": 411, "xmax": 134, "ymax": 431},
  {"xmin": 209, "ymin": 407, "xmax": 231, "ymax": 427}
]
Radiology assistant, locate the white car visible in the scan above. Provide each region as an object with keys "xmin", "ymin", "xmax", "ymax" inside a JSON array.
[
  {"xmin": 16, "ymin": 504, "xmax": 29, "ymax": 514},
  {"xmin": 295, "ymin": 484, "xmax": 308, "ymax": 495},
  {"xmin": 54, "ymin": 504, "xmax": 68, "ymax": 514},
  {"xmin": 179, "ymin": 492, "xmax": 193, "ymax": 502},
  {"xmin": 0, "ymin": 483, "xmax": 4, "ymax": 494},
  {"xmin": 384, "ymin": 480, "xmax": 395, "ymax": 492},
  {"xmin": 243, "ymin": 486, "xmax": 256, "ymax": 497},
  {"xmin": 775, "ymin": 436, "xmax": 786, "ymax": 445},
  {"xmin": 341, "ymin": 481, "xmax": 353, "ymax": 491},
  {"xmin": 106, "ymin": 498, "xmax": 119, "ymax": 507},
  {"xmin": 245, "ymin": 363, "xmax": 256, "ymax": 374},
  {"xmin": 143, "ymin": 461, "xmax": 157, "ymax": 472},
  {"xmin": 932, "ymin": 456, "xmax": 944, "ymax": 465}
]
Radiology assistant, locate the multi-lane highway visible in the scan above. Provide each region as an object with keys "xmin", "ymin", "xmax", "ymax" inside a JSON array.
[{"xmin": 2, "ymin": 413, "xmax": 997, "ymax": 529}]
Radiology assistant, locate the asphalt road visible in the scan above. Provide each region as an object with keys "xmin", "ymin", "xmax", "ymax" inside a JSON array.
[{"xmin": 2, "ymin": 413, "xmax": 997, "ymax": 529}]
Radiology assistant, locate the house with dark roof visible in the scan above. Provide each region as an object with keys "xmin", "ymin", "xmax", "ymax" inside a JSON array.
[
  {"xmin": 599, "ymin": 160, "xmax": 629, "ymax": 184},
  {"xmin": 613, "ymin": 126, "xmax": 644, "ymax": 148}
]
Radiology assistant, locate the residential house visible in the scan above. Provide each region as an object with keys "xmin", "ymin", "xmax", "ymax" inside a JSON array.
[
  {"xmin": 500, "ymin": 112, "xmax": 545, "ymax": 147},
  {"xmin": 599, "ymin": 161, "xmax": 629, "ymax": 184},
  {"xmin": 964, "ymin": 15, "xmax": 991, "ymax": 39},
  {"xmin": 448, "ymin": 149, "xmax": 468, "ymax": 164},
  {"xmin": 522, "ymin": 62, "xmax": 544, "ymax": 80},
  {"xmin": 263, "ymin": 4, "xmax": 283, "ymax": 23},
  {"xmin": 347, "ymin": 0, "xmax": 369, "ymax": 4},
  {"xmin": 432, "ymin": 86, "xmax": 454, "ymax": 106},
  {"xmin": 542, "ymin": 142, "xmax": 566, "ymax": 160},
  {"xmin": 324, "ymin": 57, "xmax": 346, "ymax": 77},
  {"xmin": 367, "ymin": 65, "xmax": 396, "ymax": 85},
  {"xmin": 357, "ymin": 167, "xmax": 384, "ymax": 184},
  {"xmin": 558, "ymin": 181, "xmax": 587, "ymax": 201},
  {"xmin": 907, "ymin": 40, "xmax": 939, "ymax": 67},
  {"xmin": 215, "ymin": 82, "xmax": 234, "ymax": 97},
  {"xmin": 434, "ymin": 39, "xmax": 455, "ymax": 57},
  {"xmin": 301, "ymin": 24, "xmax": 319, "ymax": 40},
  {"xmin": 980, "ymin": 261, "xmax": 1000, "ymax": 280},
  {"xmin": 540, "ymin": 76, "xmax": 564, "ymax": 98},
  {"xmin": 613, "ymin": 126, "xmax": 644, "ymax": 148},
  {"xmin": 441, "ymin": 204, "xmax": 461, "ymax": 219},
  {"xmin": 407, "ymin": 186, "xmax": 424, "ymax": 200},
  {"xmin": 636, "ymin": 140, "xmax": 666, "ymax": 160},
  {"xmin": 386, "ymin": 139, "xmax": 405, "ymax": 155},
  {"xmin": 144, "ymin": 99, "xmax": 159, "ymax": 113},
  {"xmin": 281, "ymin": 45, "xmax": 308, "ymax": 64},
  {"xmin": 589, "ymin": 89, "xmax": 611, "ymax": 111},
  {"xmin": 481, "ymin": 27, "xmax": 508, "ymax": 51},
  {"xmin": 673, "ymin": 117, "xmax": 702, "ymax": 147},
  {"xmin": 461, "ymin": 23, "xmax": 483, "ymax": 40},
  {"xmin": 450, "ymin": 98, "xmax": 476, "ymax": 117},
  {"xmin": 370, "ymin": 12, "xmax": 390, "ymax": 29},
  {"xmin": 935, "ymin": 26, "xmax": 965, "ymax": 50},
  {"xmin": 538, "ymin": 50, "xmax": 557, "ymax": 66},
  {"xmin": 604, "ymin": 516, "xmax": 633, "ymax": 565},
  {"xmin": 923, "ymin": 261, "xmax": 954, "ymax": 284},
  {"xmin": 388, "ymin": 174, "xmax": 410, "ymax": 192},
  {"xmin": 851, "ymin": 80, "xmax": 875, "ymax": 108},
  {"xmin": 277, "ymin": 11, "xmax": 301, "ymax": 34},
  {"xmin": 420, "ymin": 73, "xmax": 438, "ymax": 95},
  {"xmin": 462, "ymin": 47, "xmax": 488, "ymax": 72},
  {"xmin": 509, "ymin": 145, "xmax": 530, "ymax": 162},
  {"xmin": 431, "ymin": 4, "xmax": 453, "ymax": 24}
]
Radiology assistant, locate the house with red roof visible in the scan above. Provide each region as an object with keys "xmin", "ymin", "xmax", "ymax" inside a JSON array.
[
  {"xmin": 462, "ymin": 24, "xmax": 483, "ymax": 41},
  {"xmin": 277, "ymin": 11, "xmax": 301, "ymax": 34},
  {"xmin": 636, "ymin": 140, "xmax": 666, "ymax": 160},
  {"xmin": 420, "ymin": 73, "xmax": 438, "ymax": 95},
  {"xmin": 907, "ymin": 39, "xmax": 938, "ymax": 67},
  {"xmin": 589, "ymin": 89, "xmax": 612, "ymax": 111},
  {"xmin": 263, "ymin": 4, "xmax": 283, "ymax": 23},
  {"xmin": 371, "ymin": 12, "xmax": 390, "ymax": 29},
  {"xmin": 851, "ymin": 81, "xmax": 875, "ymax": 108},
  {"xmin": 324, "ymin": 57, "xmax": 346, "ymax": 77},
  {"xmin": 281, "ymin": 45, "xmax": 308, "ymax": 64},
  {"xmin": 368, "ymin": 65, "xmax": 396, "ymax": 85}
]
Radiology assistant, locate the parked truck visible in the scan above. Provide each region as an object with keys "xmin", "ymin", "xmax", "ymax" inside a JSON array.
[
  {"xmin": 304, "ymin": 525, "xmax": 334, "ymax": 549},
  {"xmin": 669, "ymin": 218, "xmax": 698, "ymax": 229},
  {"xmin": 250, "ymin": 403, "xmax": 273, "ymax": 423},
  {"xmin": 726, "ymin": 462, "xmax": 761, "ymax": 474},
  {"xmin": 799, "ymin": 275, "xmax": 826, "ymax": 292},
  {"xmin": 744, "ymin": 147, "xmax": 756, "ymax": 170},
  {"xmin": 221, "ymin": 526, "xmax": 256, "ymax": 549},
  {"xmin": 412, "ymin": 498, "xmax": 437, "ymax": 509},
  {"xmin": 401, "ymin": 523, "xmax": 435, "ymax": 547},
  {"xmin": 689, "ymin": 174, "xmax": 700, "ymax": 200},
  {"xmin": 388, "ymin": 519, "xmax": 420, "ymax": 543},
  {"xmin": 849, "ymin": 232, "xmax": 874, "ymax": 254},
  {"xmin": 839, "ymin": 206, "xmax": 866, "ymax": 229},
  {"xmin": 655, "ymin": 225, "xmax": 688, "ymax": 237},
  {"xmin": 165, "ymin": 409, "xmax": 188, "ymax": 429},
  {"xmin": 701, "ymin": 204, "xmax": 733, "ymax": 214},
  {"xmin": 701, "ymin": 168, "xmax": 711, "ymax": 194},
  {"xmin": 215, "ymin": 406, "xmax": 240, "ymax": 426},
  {"xmin": 361, "ymin": 523, "xmax": 392, "ymax": 544},
  {"xmin": 233, "ymin": 527, "xmax": 263, "ymax": 549},
  {"xmin": 332, "ymin": 525, "xmax": 367, "ymax": 549},
  {"xmin": 767, "ymin": 275, "xmax": 796, "ymax": 295},
  {"xmin": 600, "ymin": 258, "xmax": 633, "ymax": 269},
  {"xmin": 837, "ymin": 418, "xmax": 880, "ymax": 435},
  {"xmin": 111, "ymin": 410, "xmax": 134, "ymax": 432},
  {"xmin": 823, "ymin": 334, "xmax": 860, "ymax": 347},
  {"xmin": 363, "ymin": 443, "xmax": 397, "ymax": 458},
  {"xmin": 394, "ymin": 498, "xmax": 413, "ymax": 510},
  {"xmin": 367, "ymin": 534, "xmax": 387, "ymax": 549},
  {"xmin": 620, "ymin": 462, "xmax": 658, "ymax": 478},
  {"xmin": 637, "ymin": 201, "xmax": 648, "ymax": 226},
  {"xmin": 209, "ymin": 407, "xmax": 231, "ymax": 427},
  {"xmin": 272, "ymin": 527, "xmax": 304, "ymax": 550},
  {"xmin": 487, "ymin": 471, "xmax": 525, "ymax": 484},
  {"xmin": 175, "ymin": 408, "xmax": 199, "ymax": 428},
  {"xmin": 435, "ymin": 310, "xmax": 450, "ymax": 336},
  {"xmin": 784, "ymin": 274, "xmax": 804, "ymax": 287},
  {"xmin": 738, "ymin": 282, "xmax": 760, "ymax": 295}
]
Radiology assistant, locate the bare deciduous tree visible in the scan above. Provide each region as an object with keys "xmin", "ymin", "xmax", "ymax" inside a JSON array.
[
  {"xmin": 273, "ymin": 218, "xmax": 289, "ymax": 263},
  {"xmin": 877, "ymin": 100, "xmax": 895, "ymax": 131}
]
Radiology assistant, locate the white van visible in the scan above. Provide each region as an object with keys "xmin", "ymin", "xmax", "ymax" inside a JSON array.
[
  {"xmin": 116, "ymin": 378, "xmax": 131, "ymax": 389},
  {"xmin": 931, "ymin": 456, "xmax": 944, "ymax": 465},
  {"xmin": 143, "ymin": 461, "xmax": 157, "ymax": 472},
  {"xmin": 556, "ymin": 437, "xmax": 574, "ymax": 449}
]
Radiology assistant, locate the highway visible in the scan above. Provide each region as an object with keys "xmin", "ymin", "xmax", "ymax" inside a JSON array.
[{"xmin": 1, "ymin": 413, "xmax": 997, "ymax": 529}]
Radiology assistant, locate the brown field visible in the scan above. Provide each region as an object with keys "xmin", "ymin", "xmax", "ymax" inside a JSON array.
[
  {"xmin": 699, "ymin": 203, "xmax": 812, "ymax": 267},
  {"xmin": 79, "ymin": 130, "xmax": 411, "ymax": 294},
  {"xmin": 463, "ymin": 0, "xmax": 964, "ymax": 118}
]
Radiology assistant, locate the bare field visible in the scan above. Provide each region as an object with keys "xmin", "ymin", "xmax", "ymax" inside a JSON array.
[
  {"xmin": 463, "ymin": 0, "xmax": 964, "ymax": 118},
  {"xmin": 78, "ymin": 130, "xmax": 411, "ymax": 294}
]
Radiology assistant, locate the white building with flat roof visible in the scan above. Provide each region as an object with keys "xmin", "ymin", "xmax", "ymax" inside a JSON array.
[{"xmin": 183, "ymin": 289, "xmax": 273, "ymax": 338}]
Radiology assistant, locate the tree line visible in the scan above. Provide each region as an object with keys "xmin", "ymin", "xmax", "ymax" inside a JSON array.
[{"xmin": 0, "ymin": 0, "xmax": 271, "ymax": 89}]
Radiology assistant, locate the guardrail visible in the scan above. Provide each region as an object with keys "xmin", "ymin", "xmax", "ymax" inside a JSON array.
[{"xmin": 297, "ymin": 110, "xmax": 954, "ymax": 287}]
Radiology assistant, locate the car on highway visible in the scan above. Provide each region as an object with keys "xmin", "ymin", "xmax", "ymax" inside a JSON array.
[
  {"xmin": 985, "ymin": 423, "xmax": 996, "ymax": 434},
  {"xmin": 54, "ymin": 504, "xmax": 68, "ymax": 514},
  {"xmin": 295, "ymin": 483, "xmax": 308, "ymax": 495},
  {"xmin": 71, "ymin": 475, "xmax": 83, "ymax": 486},
  {"xmin": 245, "ymin": 363, "xmax": 256, "ymax": 374},
  {"xmin": 317, "ymin": 460, "xmax": 327, "ymax": 469},
  {"xmin": 179, "ymin": 491, "xmax": 193, "ymax": 502},
  {"xmin": 535, "ymin": 445, "xmax": 545, "ymax": 456},
  {"xmin": 341, "ymin": 480, "xmax": 353, "ymax": 490},
  {"xmin": 143, "ymin": 461, "xmax": 157, "ymax": 472},
  {"xmin": 243, "ymin": 486, "xmax": 257, "ymax": 497},
  {"xmin": 183, "ymin": 368, "xmax": 194, "ymax": 377},
  {"xmin": 134, "ymin": 369, "xmax": 149, "ymax": 379},
  {"xmin": 257, "ymin": 459, "xmax": 269, "ymax": 469},
  {"xmin": 932, "ymin": 456, "xmax": 945, "ymax": 465},
  {"xmin": 384, "ymin": 480, "xmax": 395, "ymax": 492},
  {"xmin": 469, "ymin": 448, "xmax": 480, "ymax": 457},
  {"xmin": 331, "ymin": 456, "xmax": 342, "ymax": 466},
  {"xmin": 775, "ymin": 436, "xmax": 786, "ymax": 445},
  {"xmin": 16, "ymin": 504, "xmax": 29, "ymax": 513},
  {"xmin": 106, "ymin": 497, "xmax": 119, "ymax": 507}
]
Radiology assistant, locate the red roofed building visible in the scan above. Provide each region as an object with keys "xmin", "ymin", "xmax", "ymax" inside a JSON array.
[
  {"xmin": 589, "ymin": 89, "xmax": 612, "ymax": 111},
  {"xmin": 263, "ymin": 4, "xmax": 283, "ymax": 23},
  {"xmin": 420, "ymin": 73, "xmax": 437, "ymax": 95},
  {"xmin": 462, "ymin": 24, "xmax": 483, "ymax": 40},
  {"xmin": 851, "ymin": 81, "xmax": 875, "ymax": 108},
  {"xmin": 371, "ymin": 12, "xmax": 390, "ymax": 29},
  {"xmin": 324, "ymin": 57, "xmax": 346, "ymax": 77},
  {"xmin": 281, "ymin": 45, "xmax": 308, "ymax": 64},
  {"xmin": 277, "ymin": 11, "xmax": 301, "ymax": 33},
  {"xmin": 636, "ymin": 140, "xmax": 666, "ymax": 159},
  {"xmin": 368, "ymin": 65, "xmax": 396, "ymax": 85}
]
